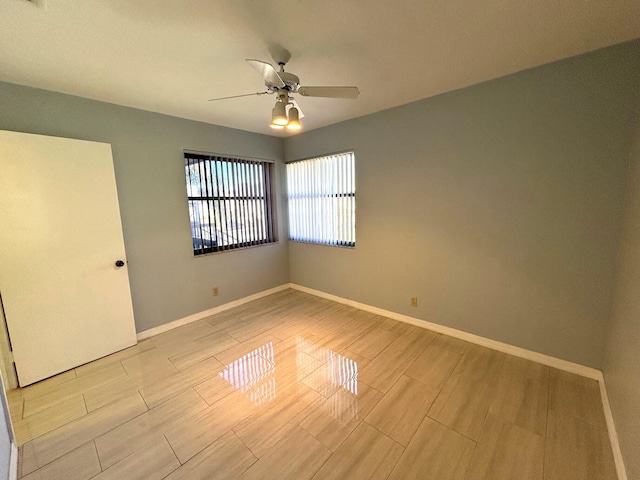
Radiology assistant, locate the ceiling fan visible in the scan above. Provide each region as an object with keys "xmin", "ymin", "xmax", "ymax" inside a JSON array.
[{"xmin": 208, "ymin": 52, "xmax": 360, "ymax": 131}]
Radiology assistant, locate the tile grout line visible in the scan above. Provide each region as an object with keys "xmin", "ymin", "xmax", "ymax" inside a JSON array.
[
  {"xmin": 16, "ymin": 395, "xmax": 91, "ymax": 446},
  {"xmin": 229, "ymin": 429, "xmax": 259, "ymax": 477},
  {"xmin": 289, "ymin": 283, "xmax": 628, "ymax": 477},
  {"xmin": 361, "ymin": 419, "xmax": 408, "ymax": 450},
  {"xmin": 426, "ymin": 414, "xmax": 479, "ymax": 444},
  {"xmin": 231, "ymin": 427, "xmax": 261, "ymax": 460},
  {"xmin": 13, "ymin": 287, "xmax": 622, "ymax": 479},
  {"xmin": 92, "ymin": 440, "xmax": 103, "ymax": 473},
  {"xmin": 21, "ymin": 393, "xmax": 152, "ymax": 476},
  {"xmin": 136, "ymin": 284, "xmax": 292, "ymax": 341},
  {"xmin": 81, "ymin": 393, "xmax": 88, "ymax": 416},
  {"xmin": 289, "ymin": 284, "xmax": 602, "ymax": 379},
  {"xmin": 162, "ymin": 433, "xmax": 182, "ymax": 467},
  {"xmin": 22, "ymin": 441, "xmax": 102, "ymax": 480}
]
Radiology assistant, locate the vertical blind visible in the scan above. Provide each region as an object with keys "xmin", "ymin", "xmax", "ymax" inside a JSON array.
[
  {"xmin": 286, "ymin": 151, "xmax": 355, "ymax": 247},
  {"xmin": 184, "ymin": 153, "xmax": 276, "ymax": 255}
]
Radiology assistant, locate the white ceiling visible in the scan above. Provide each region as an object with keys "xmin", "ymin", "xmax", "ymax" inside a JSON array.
[{"xmin": 1, "ymin": 0, "xmax": 639, "ymax": 137}]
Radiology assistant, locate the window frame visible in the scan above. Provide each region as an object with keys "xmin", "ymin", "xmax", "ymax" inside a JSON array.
[
  {"xmin": 184, "ymin": 151, "xmax": 278, "ymax": 256},
  {"xmin": 286, "ymin": 150, "xmax": 356, "ymax": 248}
]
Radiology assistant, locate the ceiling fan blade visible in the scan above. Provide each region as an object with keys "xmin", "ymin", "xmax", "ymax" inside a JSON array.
[
  {"xmin": 246, "ymin": 59, "xmax": 285, "ymax": 88},
  {"xmin": 208, "ymin": 91, "xmax": 271, "ymax": 102},
  {"xmin": 298, "ymin": 86, "xmax": 360, "ymax": 99},
  {"xmin": 288, "ymin": 98, "xmax": 305, "ymax": 119}
]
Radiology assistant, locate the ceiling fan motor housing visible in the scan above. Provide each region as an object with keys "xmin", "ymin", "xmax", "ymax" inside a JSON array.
[{"xmin": 267, "ymin": 71, "xmax": 300, "ymax": 92}]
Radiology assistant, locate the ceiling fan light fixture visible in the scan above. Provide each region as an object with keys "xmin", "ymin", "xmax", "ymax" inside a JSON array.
[
  {"xmin": 271, "ymin": 101, "xmax": 288, "ymax": 126},
  {"xmin": 211, "ymin": 55, "xmax": 359, "ymax": 133},
  {"xmin": 286, "ymin": 107, "xmax": 301, "ymax": 130}
]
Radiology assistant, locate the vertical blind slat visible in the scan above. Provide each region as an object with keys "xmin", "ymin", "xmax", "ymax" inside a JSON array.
[
  {"xmin": 251, "ymin": 163, "xmax": 258, "ymax": 244},
  {"xmin": 220, "ymin": 158, "xmax": 230, "ymax": 249},
  {"xmin": 243, "ymin": 160, "xmax": 250, "ymax": 245},
  {"xmin": 249, "ymin": 161, "xmax": 255, "ymax": 244},
  {"xmin": 286, "ymin": 151, "xmax": 355, "ymax": 247},
  {"xmin": 242, "ymin": 160, "xmax": 250, "ymax": 245},
  {"xmin": 198, "ymin": 159, "xmax": 211, "ymax": 251},
  {"xmin": 205, "ymin": 160, "xmax": 215, "ymax": 249},
  {"xmin": 212, "ymin": 158, "xmax": 223, "ymax": 249},
  {"xmin": 248, "ymin": 161, "xmax": 255, "ymax": 245},
  {"xmin": 265, "ymin": 164, "xmax": 274, "ymax": 243},
  {"xmin": 263, "ymin": 165, "xmax": 276, "ymax": 242},
  {"xmin": 183, "ymin": 153, "xmax": 276, "ymax": 255},
  {"xmin": 236, "ymin": 160, "xmax": 242, "ymax": 245},
  {"xmin": 231, "ymin": 159, "xmax": 240, "ymax": 248}
]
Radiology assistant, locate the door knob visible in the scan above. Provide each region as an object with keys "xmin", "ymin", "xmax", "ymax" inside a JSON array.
[{"xmin": 115, "ymin": 260, "xmax": 125, "ymax": 267}]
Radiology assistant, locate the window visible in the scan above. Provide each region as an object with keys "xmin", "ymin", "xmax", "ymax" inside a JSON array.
[
  {"xmin": 287, "ymin": 151, "xmax": 355, "ymax": 247},
  {"xmin": 184, "ymin": 152, "xmax": 277, "ymax": 255}
]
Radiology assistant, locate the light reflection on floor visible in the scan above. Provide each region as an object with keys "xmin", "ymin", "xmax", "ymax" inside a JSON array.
[
  {"xmin": 218, "ymin": 341, "xmax": 275, "ymax": 405},
  {"xmin": 217, "ymin": 336, "xmax": 359, "ymax": 417},
  {"xmin": 296, "ymin": 337, "xmax": 358, "ymax": 395}
]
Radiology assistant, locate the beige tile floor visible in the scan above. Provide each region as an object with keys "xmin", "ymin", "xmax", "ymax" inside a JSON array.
[{"xmin": 7, "ymin": 289, "xmax": 616, "ymax": 479}]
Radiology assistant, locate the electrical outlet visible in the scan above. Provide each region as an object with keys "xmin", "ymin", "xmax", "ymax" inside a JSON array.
[
  {"xmin": 410, "ymin": 297, "xmax": 418, "ymax": 307},
  {"xmin": 212, "ymin": 287, "xmax": 219, "ymax": 297}
]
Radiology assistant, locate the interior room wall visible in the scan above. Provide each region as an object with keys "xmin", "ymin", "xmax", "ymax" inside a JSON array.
[
  {"xmin": 0, "ymin": 304, "xmax": 16, "ymax": 391},
  {"xmin": 284, "ymin": 40, "xmax": 640, "ymax": 368},
  {"xmin": 0, "ymin": 82, "xmax": 289, "ymax": 334},
  {"xmin": 0, "ymin": 370, "xmax": 12, "ymax": 480},
  {"xmin": 603, "ymin": 113, "xmax": 640, "ymax": 479}
]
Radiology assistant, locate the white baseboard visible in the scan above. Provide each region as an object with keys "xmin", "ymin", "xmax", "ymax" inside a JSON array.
[
  {"xmin": 289, "ymin": 283, "xmax": 600, "ymax": 379},
  {"xmin": 9, "ymin": 442, "xmax": 17, "ymax": 480},
  {"xmin": 290, "ymin": 283, "xmax": 627, "ymax": 479},
  {"xmin": 137, "ymin": 281, "xmax": 598, "ymax": 378},
  {"xmin": 596, "ymin": 372, "xmax": 628, "ymax": 480},
  {"xmin": 135, "ymin": 281, "xmax": 627, "ymax": 479},
  {"xmin": 136, "ymin": 284, "xmax": 290, "ymax": 341}
]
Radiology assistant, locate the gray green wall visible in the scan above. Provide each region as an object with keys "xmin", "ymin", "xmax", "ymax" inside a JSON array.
[
  {"xmin": 2, "ymin": 42, "xmax": 639, "ymax": 367},
  {"xmin": 603, "ymin": 115, "xmax": 640, "ymax": 480},
  {"xmin": 0, "ymin": 375, "xmax": 11, "ymax": 480},
  {"xmin": 2, "ymin": 38, "xmax": 640, "ymax": 478},
  {"xmin": 0, "ymin": 83, "xmax": 289, "ymax": 333},
  {"xmin": 284, "ymin": 40, "xmax": 640, "ymax": 368}
]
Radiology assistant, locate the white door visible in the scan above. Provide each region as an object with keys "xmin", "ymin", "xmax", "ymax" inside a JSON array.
[{"xmin": 0, "ymin": 130, "xmax": 137, "ymax": 386}]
